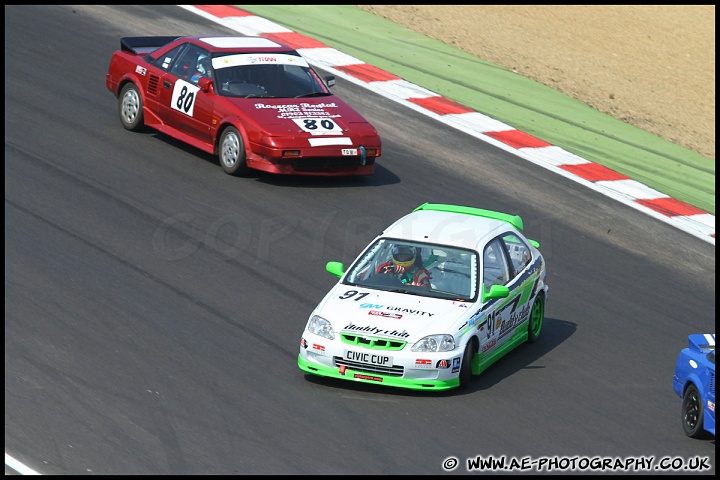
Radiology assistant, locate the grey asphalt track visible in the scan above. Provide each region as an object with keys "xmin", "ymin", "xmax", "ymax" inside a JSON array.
[{"xmin": 4, "ymin": 5, "xmax": 715, "ymax": 475}]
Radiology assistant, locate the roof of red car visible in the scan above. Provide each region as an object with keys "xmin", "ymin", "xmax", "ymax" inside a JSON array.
[{"xmin": 188, "ymin": 36, "xmax": 295, "ymax": 53}]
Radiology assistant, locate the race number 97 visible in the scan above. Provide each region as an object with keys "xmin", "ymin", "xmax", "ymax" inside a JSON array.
[{"xmin": 171, "ymin": 80, "xmax": 200, "ymax": 117}]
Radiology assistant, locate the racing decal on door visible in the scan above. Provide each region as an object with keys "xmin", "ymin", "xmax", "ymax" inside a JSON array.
[
  {"xmin": 171, "ymin": 79, "xmax": 201, "ymax": 117},
  {"xmin": 292, "ymin": 118, "xmax": 342, "ymax": 135}
]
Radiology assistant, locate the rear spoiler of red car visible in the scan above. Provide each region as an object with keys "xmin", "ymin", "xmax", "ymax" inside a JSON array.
[{"xmin": 120, "ymin": 36, "xmax": 180, "ymax": 55}]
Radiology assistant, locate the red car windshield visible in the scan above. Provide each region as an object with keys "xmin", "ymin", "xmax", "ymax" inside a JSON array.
[{"xmin": 213, "ymin": 61, "xmax": 330, "ymax": 99}]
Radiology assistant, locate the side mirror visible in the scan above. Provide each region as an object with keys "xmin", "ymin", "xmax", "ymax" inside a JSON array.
[
  {"xmin": 481, "ymin": 284, "xmax": 510, "ymax": 303},
  {"xmin": 198, "ymin": 77, "xmax": 212, "ymax": 92},
  {"xmin": 324, "ymin": 75, "xmax": 335, "ymax": 88},
  {"xmin": 326, "ymin": 261, "xmax": 344, "ymax": 278}
]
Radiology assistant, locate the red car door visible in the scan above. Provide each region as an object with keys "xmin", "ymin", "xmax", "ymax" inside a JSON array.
[
  {"xmin": 154, "ymin": 45, "xmax": 215, "ymax": 148},
  {"xmin": 157, "ymin": 75, "xmax": 214, "ymax": 146}
]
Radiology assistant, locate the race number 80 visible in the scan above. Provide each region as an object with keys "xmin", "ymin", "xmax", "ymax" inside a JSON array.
[
  {"xmin": 292, "ymin": 117, "xmax": 342, "ymax": 135},
  {"xmin": 171, "ymin": 80, "xmax": 200, "ymax": 117}
]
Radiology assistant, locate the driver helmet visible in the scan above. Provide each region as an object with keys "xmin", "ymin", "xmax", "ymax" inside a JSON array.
[
  {"xmin": 197, "ymin": 54, "xmax": 212, "ymax": 78},
  {"xmin": 392, "ymin": 245, "xmax": 416, "ymax": 268}
]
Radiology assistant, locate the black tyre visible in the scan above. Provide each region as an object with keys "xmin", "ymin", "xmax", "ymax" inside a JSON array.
[
  {"xmin": 458, "ymin": 339, "xmax": 475, "ymax": 389},
  {"xmin": 218, "ymin": 126, "xmax": 249, "ymax": 176},
  {"xmin": 118, "ymin": 83, "xmax": 145, "ymax": 131},
  {"xmin": 682, "ymin": 384, "xmax": 706, "ymax": 438},
  {"xmin": 527, "ymin": 293, "xmax": 544, "ymax": 343}
]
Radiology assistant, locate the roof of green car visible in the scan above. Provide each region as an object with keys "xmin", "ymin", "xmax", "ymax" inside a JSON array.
[{"xmin": 382, "ymin": 203, "xmax": 525, "ymax": 249}]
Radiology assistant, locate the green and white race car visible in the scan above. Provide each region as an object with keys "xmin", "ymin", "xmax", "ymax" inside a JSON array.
[{"xmin": 298, "ymin": 203, "xmax": 549, "ymax": 391}]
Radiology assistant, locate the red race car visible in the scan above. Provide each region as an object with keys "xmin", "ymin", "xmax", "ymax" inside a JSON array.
[{"xmin": 106, "ymin": 36, "xmax": 381, "ymax": 176}]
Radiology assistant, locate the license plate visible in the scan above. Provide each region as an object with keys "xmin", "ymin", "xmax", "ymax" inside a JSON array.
[
  {"xmin": 344, "ymin": 350, "xmax": 393, "ymax": 367},
  {"xmin": 341, "ymin": 148, "xmax": 358, "ymax": 156}
]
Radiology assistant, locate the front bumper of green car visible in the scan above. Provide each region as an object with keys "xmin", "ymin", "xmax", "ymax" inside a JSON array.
[{"xmin": 298, "ymin": 355, "xmax": 461, "ymax": 391}]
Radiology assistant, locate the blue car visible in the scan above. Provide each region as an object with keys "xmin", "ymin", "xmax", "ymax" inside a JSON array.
[{"xmin": 673, "ymin": 334, "xmax": 715, "ymax": 438}]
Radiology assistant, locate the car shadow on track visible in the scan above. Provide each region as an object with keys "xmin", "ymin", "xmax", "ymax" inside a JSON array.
[
  {"xmin": 301, "ymin": 316, "xmax": 577, "ymax": 398},
  {"xmin": 253, "ymin": 162, "xmax": 401, "ymax": 188},
  {"xmin": 153, "ymin": 132, "xmax": 401, "ymax": 187}
]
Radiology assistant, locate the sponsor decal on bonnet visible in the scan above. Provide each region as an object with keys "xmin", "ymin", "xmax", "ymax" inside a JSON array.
[
  {"xmin": 369, "ymin": 310, "xmax": 402, "ymax": 319},
  {"xmin": 254, "ymin": 102, "xmax": 341, "ymax": 120},
  {"xmin": 343, "ymin": 322, "xmax": 410, "ymax": 338},
  {"xmin": 358, "ymin": 303, "xmax": 434, "ymax": 317}
]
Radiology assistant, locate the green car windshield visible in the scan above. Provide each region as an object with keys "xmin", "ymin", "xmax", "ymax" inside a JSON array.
[{"xmin": 343, "ymin": 238, "xmax": 478, "ymax": 301}]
